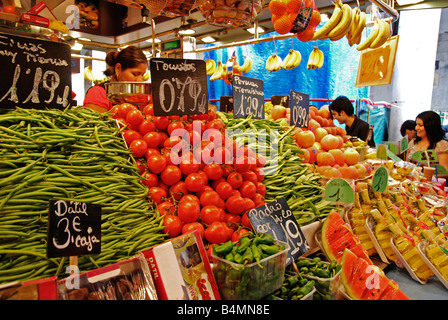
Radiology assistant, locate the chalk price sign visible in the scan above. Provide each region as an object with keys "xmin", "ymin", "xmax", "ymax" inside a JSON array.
[
  {"xmin": 150, "ymin": 58, "xmax": 208, "ymax": 117},
  {"xmin": 290, "ymin": 90, "xmax": 309, "ymax": 128},
  {"xmin": 47, "ymin": 199, "xmax": 101, "ymax": 258},
  {"xmin": 0, "ymin": 32, "xmax": 72, "ymax": 110},
  {"xmin": 232, "ymin": 75, "xmax": 264, "ymax": 119},
  {"xmin": 247, "ymin": 197, "xmax": 309, "ymax": 265}
]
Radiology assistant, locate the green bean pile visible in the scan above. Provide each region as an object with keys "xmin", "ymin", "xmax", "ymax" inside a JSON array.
[
  {"xmin": 0, "ymin": 107, "xmax": 166, "ymax": 285},
  {"xmin": 217, "ymin": 112, "xmax": 335, "ymax": 226}
]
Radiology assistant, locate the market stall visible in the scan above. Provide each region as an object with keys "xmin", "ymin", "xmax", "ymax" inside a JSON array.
[{"xmin": 1, "ymin": 0, "xmax": 448, "ymax": 302}]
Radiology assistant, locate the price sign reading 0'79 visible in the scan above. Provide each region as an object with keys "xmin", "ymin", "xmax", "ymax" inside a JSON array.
[{"xmin": 150, "ymin": 58, "xmax": 208, "ymax": 117}]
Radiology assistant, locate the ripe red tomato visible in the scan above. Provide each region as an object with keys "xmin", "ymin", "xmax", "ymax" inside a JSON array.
[
  {"xmin": 138, "ymin": 119, "xmax": 156, "ymax": 136},
  {"xmin": 179, "ymin": 194, "xmax": 200, "ymax": 205},
  {"xmin": 256, "ymin": 154, "xmax": 266, "ymax": 167},
  {"xmin": 144, "ymin": 147, "xmax": 160, "ymax": 160},
  {"xmin": 154, "ymin": 116, "xmax": 169, "ymax": 130},
  {"xmin": 157, "ymin": 201, "xmax": 176, "ymax": 216},
  {"xmin": 169, "ymin": 181, "xmax": 188, "ymax": 201},
  {"xmin": 142, "ymin": 104, "xmax": 154, "ymax": 116},
  {"xmin": 185, "ymin": 173, "xmax": 207, "ymax": 192},
  {"xmin": 148, "ymin": 186, "xmax": 167, "ymax": 204},
  {"xmin": 206, "ymin": 119, "xmax": 225, "ymax": 131},
  {"xmin": 177, "ymin": 200, "xmax": 200, "ymax": 223},
  {"xmin": 242, "ymin": 197, "xmax": 255, "ymax": 212},
  {"xmin": 252, "ymin": 193, "xmax": 265, "ymax": 207},
  {"xmin": 158, "ymin": 131, "xmax": 169, "ymax": 147},
  {"xmin": 255, "ymin": 182, "xmax": 267, "ymax": 196},
  {"xmin": 146, "ymin": 153, "xmax": 167, "ymax": 174},
  {"xmin": 225, "ymin": 195, "xmax": 245, "ymax": 214},
  {"xmin": 200, "ymin": 205, "xmax": 225, "ymax": 225},
  {"xmin": 179, "ymin": 153, "xmax": 200, "ymax": 175},
  {"xmin": 200, "ymin": 190, "xmax": 222, "ymax": 207},
  {"xmin": 122, "ymin": 129, "xmax": 142, "ymax": 146},
  {"xmin": 163, "ymin": 214, "xmax": 183, "ymax": 238},
  {"xmin": 234, "ymin": 156, "xmax": 252, "ymax": 173},
  {"xmin": 160, "ymin": 164, "xmax": 182, "ymax": 185},
  {"xmin": 135, "ymin": 159, "xmax": 146, "ymax": 174},
  {"xmin": 254, "ymin": 167, "xmax": 265, "ymax": 182},
  {"xmin": 118, "ymin": 103, "xmax": 136, "ymax": 119},
  {"xmin": 182, "ymin": 222, "xmax": 205, "ymax": 238},
  {"xmin": 142, "ymin": 131, "xmax": 161, "ymax": 148},
  {"xmin": 141, "ymin": 171, "xmax": 158, "ymax": 188},
  {"xmin": 227, "ymin": 171, "xmax": 243, "ymax": 189},
  {"xmin": 242, "ymin": 171, "xmax": 258, "ymax": 184},
  {"xmin": 225, "ymin": 214, "xmax": 242, "ymax": 230},
  {"xmin": 213, "ymin": 146, "xmax": 232, "ymax": 164},
  {"xmin": 241, "ymin": 212, "xmax": 253, "ymax": 229},
  {"xmin": 204, "ymin": 221, "xmax": 229, "ymax": 244},
  {"xmin": 215, "ymin": 181, "xmax": 234, "ymax": 200},
  {"xmin": 167, "ymin": 120, "xmax": 185, "ymax": 136},
  {"xmin": 239, "ymin": 181, "xmax": 257, "ymax": 199},
  {"xmin": 126, "ymin": 109, "xmax": 144, "ymax": 127},
  {"xmin": 231, "ymin": 228, "xmax": 251, "ymax": 242},
  {"xmin": 129, "ymin": 139, "xmax": 147, "ymax": 158},
  {"xmin": 203, "ymin": 163, "xmax": 223, "ymax": 180}
]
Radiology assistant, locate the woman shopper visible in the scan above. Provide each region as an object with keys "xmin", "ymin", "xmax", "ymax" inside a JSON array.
[
  {"xmin": 406, "ymin": 110, "xmax": 448, "ymax": 178},
  {"xmin": 83, "ymin": 46, "xmax": 148, "ymax": 113}
]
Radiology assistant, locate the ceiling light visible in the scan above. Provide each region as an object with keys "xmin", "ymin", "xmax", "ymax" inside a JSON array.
[
  {"xmin": 78, "ymin": 37, "xmax": 91, "ymax": 42},
  {"xmin": 201, "ymin": 36, "xmax": 216, "ymax": 43},
  {"xmin": 178, "ymin": 29, "xmax": 195, "ymax": 35},
  {"xmin": 246, "ymin": 26, "xmax": 265, "ymax": 34},
  {"xmin": 146, "ymin": 38, "xmax": 161, "ymax": 43},
  {"xmin": 71, "ymin": 41, "xmax": 83, "ymax": 51},
  {"xmin": 396, "ymin": 0, "xmax": 424, "ymax": 5}
]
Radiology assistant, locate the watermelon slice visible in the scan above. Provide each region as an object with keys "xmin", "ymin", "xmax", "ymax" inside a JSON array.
[
  {"xmin": 341, "ymin": 248, "xmax": 410, "ymax": 300},
  {"xmin": 321, "ymin": 211, "xmax": 372, "ymax": 263}
]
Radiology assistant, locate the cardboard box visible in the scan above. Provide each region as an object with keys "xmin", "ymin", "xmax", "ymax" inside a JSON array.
[
  {"xmin": 20, "ymin": 13, "xmax": 50, "ymax": 27},
  {"xmin": 57, "ymin": 256, "xmax": 158, "ymax": 300},
  {"xmin": 141, "ymin": 230, "xmax": 221, "ymax": 300},
  {"xmin": 0, "ymin": 277, "xmax": 57, "ymax": 300}
]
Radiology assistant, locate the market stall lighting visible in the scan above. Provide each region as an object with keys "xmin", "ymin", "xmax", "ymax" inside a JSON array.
[
  {"xmin": 178, "ymin": 28, "xmax": 196, "ymax": 35},
  {"xmin": 396, "ymin": 0, "xmax": 424, "ymax": 5},
  {"xmin": 71, "ymin": 41, "xmax": 83, "ymax": 51},
  {"xmin": 246, "ymin": 26, "xmax": 265, "ymax": 34},
  {"xmin": 146, "ymin": 38, "xmax": 161, "ymax": 43},
  {"xmin": 201, "ymin": 36, "xmax": 216, "ymax": 43}
]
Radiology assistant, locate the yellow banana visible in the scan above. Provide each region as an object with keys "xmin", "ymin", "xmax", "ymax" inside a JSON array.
[
  {"xmin": 83, "ymin": 66, "xmax": 94, "ymax": 81},
  {"xmin": 316, "ymin": 49, "xmax": 324, "ymax": 69},
  {"xmin": 267, "ymin": 54, "xmax": 282, "ymax": 72},
  {"xmin": 312, "ymin": 0, "xmax": 343, "ymax": 41},
  {"xmin": 307, "ymin": 47, "xmax": 322, "ymax": 69},
  {"xmin": 347, "ymin": 7, "xmax": 360, "ymax": 46},
  {"xmin": 306, "ymin": 49, "xmax": 316, "ymax": 69},
  {"xmin": 236, "ymin": 56, "xmax": 253, "ymax": 73},
  {"xmin": 282, "ymin": 50, "xmax": 299, "ymax": 70},
  {"xmin": 357, "ymin": 18, "xmax": 381, "ymax": 51},
  {"xmin": 206, "ymin": 59, "xmax": 216, "ymax": 75},
  {"xmin": 292, "ymin": 50, "xmax": 302, "ymax": 68},
  {"xmin": 210, "ymin": 61, "xmax": 223, "ymax": 81},
  {"xmin": 352, "ymin": 11, "xmax": 366, "ymax": 45},
  {"xmin": 370, "ymin": 19, "xmax": 390, "ymax": 49},
  {"xmin": 327, "ymin": 3, "xmax": 353, "ymax": 40}
]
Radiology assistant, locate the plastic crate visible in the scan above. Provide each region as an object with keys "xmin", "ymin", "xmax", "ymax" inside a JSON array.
[{"xmin": 211, "ymin": 240, "xmax": 289, "ymax": 300}]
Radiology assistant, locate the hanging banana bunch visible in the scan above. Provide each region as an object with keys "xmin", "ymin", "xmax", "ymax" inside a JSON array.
[
  {"xmin": 266, "ymin": 54, "xmax": 283, "ymax": 72},
  {"xmin": 281, "ymin": 49, "xmax": 302, "ymax": 70},
  {"xmin": 307, "ymin": 46, "xmax": 324, "ymax": 70},
  {"xmin": 234, "ymin": 56, "xmax": 253, "ymax": 73},
  {"xmin": 357, "ymin": 17, "xmax": 391, "ymax": 51},
  {"xmin": 206, "ymin": 59, "xmax": 216, "ymax": 75}
]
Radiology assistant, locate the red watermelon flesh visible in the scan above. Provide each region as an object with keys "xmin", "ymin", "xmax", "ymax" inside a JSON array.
[
  {"xmin": 322, "ymin": 211, "xmax": 372, "ymax": 263},
  {"xmin": 341, "ymin": 249, "xmax": 410, "ymax": 300}
]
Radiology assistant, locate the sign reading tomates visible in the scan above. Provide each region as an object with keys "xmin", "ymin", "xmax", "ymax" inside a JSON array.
[{"xmin": 150, "ymin": 58, "xmax": 208, "ymax": 117}]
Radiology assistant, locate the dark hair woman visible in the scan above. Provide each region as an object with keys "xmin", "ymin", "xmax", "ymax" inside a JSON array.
[
  {"xmin": 83, "ymin": 46, "xmax": 148, "ymax": 113},
  {"xmin": 406, "ymin": 110, "xmax": 448, "ymax": 178}
]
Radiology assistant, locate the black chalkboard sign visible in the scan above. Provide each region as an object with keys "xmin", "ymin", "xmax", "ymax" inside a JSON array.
[
  {"xmin": 0, "ymin": 32, "xmax": 72, "ymax": 110},
  {"xmin": 290, "ymin": 90, "xmax": 309, "ymax": 128},
  {"xmin": 47, "ymin": 199, "xmax": 101, "ymax": 258},
  {"xmin": 220, "ymin": 96, "xmax": 233, "ymax": 113},
  {"xmin": 232, "ymin": 75, "xmax": 264, "ymax": 119},
  {"xmin": 150, "ymin": 58, "xmax": 208, "ymax": 117},
  {"xmin": 247, "ymin": 197, "xmax": 309, "ymax": 266}
]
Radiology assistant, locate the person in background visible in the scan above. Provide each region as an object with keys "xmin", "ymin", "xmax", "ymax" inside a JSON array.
[
  {"xmin": 83, "ymin": 46, "xmax": 148, "ymax": 113},
  {"xmin": 406, "ymin": 111, "xmax": 448, "ymax": 178},
  {"xmin": 329, "ymin": 95, "xmax": 375, "ymax": 147},
  {"xmin": 400, "ymin": 120, "xmax": 416, "ymax": 140}
]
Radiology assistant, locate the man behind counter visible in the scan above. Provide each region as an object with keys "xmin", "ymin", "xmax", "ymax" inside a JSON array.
[{"xmin": 329, "ymin": 96, "xmax": 375, "ymax": 148}]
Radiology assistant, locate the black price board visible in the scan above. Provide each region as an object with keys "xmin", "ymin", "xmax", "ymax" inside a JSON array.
[
  {"xmin": 290, "ymin": 90, "xmax": 309, "ymax": 128},
  {"xmin": 247, "ymin": 197, "xmax": 310, "ymax": 266},
  {"xmin": 220, "ymin": 96, "xmax": 233, "ymax": 113},
  {"xmin": 47, "ymin": 199, "xmax": 101, "ymax": 258},
  {"xmin": 0, "ymin": 32, "xmax": 72, "ymax": 110},
  {"xmin": 232, "ymin": 75, "xmax": 264, "ymax": 119},
  {"xmin": 271, "ymin": 95, "xmax": 289, "ymax": 107},
  {"xmin": 150, "ymin": 58, "xmax": 208, "ymax": 117}
]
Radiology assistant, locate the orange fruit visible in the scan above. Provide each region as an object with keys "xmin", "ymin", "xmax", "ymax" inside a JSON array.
[
  {"xmin": 287, "ymin": 0, "xmax": 302, "ymax": 14},
  {"xmin": 309, "ymin": 10, "xmax": 321, "ymax": 28},
  {"xmin": 273, "ymin": 14, "xmax": 294, "ymax": 35},
  {"xmin": 269, "ymin": 0, "xmax": 288, "ymax": 16},
  {"xmin": 296, "ymin": 25, "xmax": 315, "ymax": 42}
]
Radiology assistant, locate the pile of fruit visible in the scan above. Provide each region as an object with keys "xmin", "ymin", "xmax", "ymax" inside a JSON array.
[{"xmin": 109, "ymin": 103, "xmax": 270, "ymax": 248}]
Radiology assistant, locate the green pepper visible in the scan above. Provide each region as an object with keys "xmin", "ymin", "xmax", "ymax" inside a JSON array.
[
  {"xmin": 225, "ymin": 252, "xmax": 234, "ymax": 262},
  {"xmin": 287, "ymin": 286, "xmax": 301, "ymax": 298},
  {"xmin": 214, "ymin": 240, "xmax": 234, "ymax": 256},
  {"xmin": 295, "ymin": 259, "xmax": 310, "ymax": 268},
  {"xmin": 287, "ymin": 275, "xmax": 299, "ymax": 287},
  {"xmin": 298, "ymin": 280, "xmax": 315, "ymax": 296},
  {"xmin": 242, "ymin": 247, "xmax": 253, "ymax": 265},
  {"xmin": 298, "ymin": 278, "xmax": 308, "ymax": 287},
  {"xmin": 329, "ymin": 260, "xmax": 338, "ymax": 271},
  {"xmin": 258, "ymin": 244, "xmax": 281, "ymax": 255},
  {"xmin": 254, "ymin": 233, "xmax": 275, "ymax": 245},
  {"xmin": 315, "ymin": 268, "xmax": 330, "ymax": 278},
  {"xmin": 233, "ymin": 252, "xmax": 243, "ymax": 264},
  {"xmin": 236, "ymin": 236, "xmax": 252, "ymax": 254},
  {"xmin": 251, "ymin": 243, "xmax": 263, "ymax": 268},
  {"xmin": 312, "ymin": 256, "xmax": 321, "ymax": 264},
  {"xmin": 299, "ymin": 266, "xmax": 309, "ymax": 274}
]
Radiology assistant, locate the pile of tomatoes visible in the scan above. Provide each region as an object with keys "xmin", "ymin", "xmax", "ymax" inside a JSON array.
[{"xmin": 109, "ymin": 103, "xmax": 267, "ymax": 247}]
